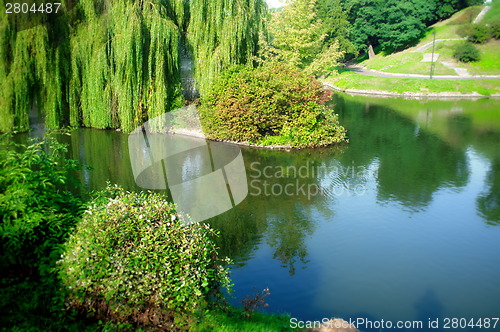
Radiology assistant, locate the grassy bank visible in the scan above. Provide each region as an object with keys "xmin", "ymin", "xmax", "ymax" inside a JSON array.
[
  {"xmin": 0, "ymin": 276, "xmax": 293, "ymax": 331},
  {"xmin": 357, "ymin": 4, "xmax": 500, "ymax": 76},
  {"xmin": 325, "ymin": 72, "xmax": 500, "ymax": 96}
]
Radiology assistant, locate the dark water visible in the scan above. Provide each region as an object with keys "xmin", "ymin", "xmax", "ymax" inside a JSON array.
[{"xmin": 24, "ymin": 94, "xmax": 500, "ymax": 330}]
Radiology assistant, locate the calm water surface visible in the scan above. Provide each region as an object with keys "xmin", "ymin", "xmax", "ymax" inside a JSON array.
[{"xmin": 41, "ymin": 94, "xmax": 500, "ymax": 330}]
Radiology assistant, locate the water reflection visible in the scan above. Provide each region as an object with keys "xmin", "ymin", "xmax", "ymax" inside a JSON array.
[
  {"xmin": 210, "ymin": 147, "xmax": 345, "ymax": 275},
  {"xmin": 334, "ymin": 97, "xmax": 470, "ymax": 212},
  {"xmin": 19, "ymin": 93, "xmax": 500, "ymax": 323},
  {"xmin": 477, "ymin": 160, "xmax": 500, "ymax": 225}
]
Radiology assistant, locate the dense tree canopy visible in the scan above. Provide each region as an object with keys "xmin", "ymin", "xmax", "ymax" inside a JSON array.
[
  {"xmin": 0, "ymin": 0, "xmax": 267, "ymax": 133},
  {"xmin": 268, "ymin": 0, "xmax": 345, "ymax": 76},
  {"xmin": 341, "ymin": 0, "xmax": 484, "ymax": 53},
  {"xmin": 316, "ymin": 0, "xmax": 357, "ymax": 56}
]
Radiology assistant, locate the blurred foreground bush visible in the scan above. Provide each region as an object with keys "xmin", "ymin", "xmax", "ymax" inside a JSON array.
[{"xmin": 59, "ymin": 185, "xmax": 231, "ymax": 329}]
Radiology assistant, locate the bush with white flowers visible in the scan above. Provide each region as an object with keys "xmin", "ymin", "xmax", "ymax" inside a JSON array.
[{"xmin": 59, "ymin": 185, "xmax": 231, "ymax": 328}]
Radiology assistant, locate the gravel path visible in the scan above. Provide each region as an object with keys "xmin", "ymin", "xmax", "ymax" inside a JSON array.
[
  {"xmin": 411, "ymin": 39, "xmax": 464, "ymax": 53},
  {"xmin": 345, "ymin": 65, "xmax": 500, "ymax": 80},
  {"xmin": 345, "ymin": 6, "xmax": 500, "ymax": 80},
  {"xmin": 474, "ymin": 5, "xmax": 491, "ymax": 23}
]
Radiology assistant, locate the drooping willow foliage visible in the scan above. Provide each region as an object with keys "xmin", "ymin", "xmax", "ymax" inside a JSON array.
[
  {"xmin": 69, "ymin": 0, "xmax": 184, "ymax": 132},
  {"xmin": 0, "ymin": 0, "xmax": 266, "ymax": 133},
  {"xmin": 0, "ymin": 0, "xmax": 70, "ymax": 132},
  {"xmin": 188, "ymin": 0, "xmax": 267, "ymax": 95}
]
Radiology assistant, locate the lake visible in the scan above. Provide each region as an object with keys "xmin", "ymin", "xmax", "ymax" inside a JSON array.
[{"xmin": 36, "ymin": 93, "xmax": 500, "ymax": 331}]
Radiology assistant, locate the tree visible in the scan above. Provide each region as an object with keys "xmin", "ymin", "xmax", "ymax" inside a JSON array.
[
  {"xmin": 340, "ymin": 0, "xmax": 478, "ymax": 55},
  {"xmin": 270, "ymin": 0, "xmax": 326, "ymax": 69},
  {"xmin": 347, "ymin": 0, "xmax": 383, "ymax": 53},
  {"xmin": 269, "ymin": 0, "xmax": 344, "ymax": 76},
  {"xmin": 377, "ymin": 0, "xmax": 430, "ymax": 51},
  {"xmin": 316, "ymin": 0, "xmax": 357, "ymax": 57}
]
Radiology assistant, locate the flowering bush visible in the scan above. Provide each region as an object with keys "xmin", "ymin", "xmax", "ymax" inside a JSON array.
[
  {"xmin": 59, "ymin": 185, "xmax": 231, "ymax": 329},
  {"xmin": 200, "ymin": 64, "xmax": 347, "ymax": 148}
]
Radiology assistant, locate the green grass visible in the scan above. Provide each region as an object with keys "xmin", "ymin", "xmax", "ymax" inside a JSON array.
[
  {"xmin": 326, "ymin": 71, "xmax": 500, "ymax": 96},
  {"xmin": 363, "ymin": 47, "xmax": 457, "ymax": 75},
  {"xmin": 191, "ymin": 308, "xmax": 294, "ymax": 332},
  {"xmin": 382, "ymin": 60, "xmax": 457, "ymax": 75},
  {"xmin": 357, "ymin": 5, "xmax": 500, "ymax": 78},
  {"xmin": 465, "ymin": 41, "xmax": 500, "ymax": 74},
  {"xmin": 0, "ymin": 274, "xmax": 294, "ymax": 332},
  {"xmin": 483, "ymin": 0, "xmax": 500, "ymax": 25},
  {"xmin": 434, "ymin": 6, "xmax": 483, "ymax": 26},
  {"xmin": 364, "ymin": 52, "xmax": 422, "ymax": 70},
  {"xmin": 419, "ymin": 25, "xmax": 461, "ymax": 45}
]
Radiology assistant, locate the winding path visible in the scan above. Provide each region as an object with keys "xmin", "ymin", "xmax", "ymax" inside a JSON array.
[
  {"xmin": 345, "ymin": 5, "xmax": 500, "ymax": 80},
  {"xmin": 474, "ymin": 5, "xmax": 491, "ymax": 23},
  {"xmin": 345, "ymin": 64, "xmax": 500, "ymax": 80},
  {"xmin": 411, "ymin": 38, "xmax": 465, "ymax": 53}
]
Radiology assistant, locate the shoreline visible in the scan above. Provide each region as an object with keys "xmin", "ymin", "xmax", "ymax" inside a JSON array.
[
  {"xmin": 170, "ymin": 128, "xmax": 292, "ymax": 150},
  {"xmin": 323, "ymin": 82, "xmax": 500, "ymax": 99}
]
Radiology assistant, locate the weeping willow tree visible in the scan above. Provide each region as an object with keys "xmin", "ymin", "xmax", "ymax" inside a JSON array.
[
  {"xmin": 0, "ymin": 0, "xmax": 70, "ymax": 132},
  {"xmin": 0, "ymin": 0, "xmax": 266, "ymax": 133},
  {"xmin": 188, "ymin": 0, "xmax": 267, "ymax": 95},
  {"xmin": 69, "ymin": 0, "xmax": 185, "ymax": 132}
]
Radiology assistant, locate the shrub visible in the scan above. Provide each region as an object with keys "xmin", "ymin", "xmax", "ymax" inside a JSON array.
[
  {"xmin": 0, "ymin": 134, "xmax": 85, "ymax": 276},
  {"xmin": 58, "ymin": 185, "xmax": 231, "ymax": 329},
  {"xmin": 200, "ymin": 64, "xmax": 347, "ymax": 148},
  {"xmin": 453, "ymin": 41, "xmax": 481, "ymax": 63},
  {"xmin": 457, "ymin": 23, "xmax": 474, "ymax": 38},
  {"xmin": 490, "ymin": 21, "xmax": 500, "ymax": 39},
  {"xmin": 467, "ymin": 24, "xmax": 490, "ymax": 44}
]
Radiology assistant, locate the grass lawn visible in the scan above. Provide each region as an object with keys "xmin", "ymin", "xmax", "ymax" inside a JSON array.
[
  {"xmin": 382, "ymin": 60, "xmax": 457, "ymax": 75},
  {"xmin": 0, "ymin": 276, "xmax": 295, "ymax": 332},
  {"xmin": 326, "ymin": 72, "xmax": 500, "ymax": 96},
  {"xmin": 358, "ymin": 5, "xmax": 500, "ymax": 77},
  {"xmin": 363, "ymin": 51, "xmax": 456, "ymax": 75},
  {"xmin": 465, "ymin": 40, "xmax": 500, "ymax": 75},
  {"xmin": 191, "ymin": 308, "xmax": 294, "ymax": 332},
  {"xmin": 433, "ymin": 6, "xmax": 483, "ymax": 27},
  {"xmin": 483, "ymin": 0, "xmax": 500, "ymax": 25}
]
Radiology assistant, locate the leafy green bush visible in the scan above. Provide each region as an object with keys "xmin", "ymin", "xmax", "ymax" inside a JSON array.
[
  {"xmin": 453, "ymin": 41, "xmax": 481, "ymax": 63},
  {"xmin": 59, "ymin": 185, "xmax": 231, "ymax": 329},
  {"xmin": 490, "ymin": 20, "xmax": 500, "ymax": 39},
  {"xmin": 200, "ymin": 64, "xmax": 347, "ymax": 148},
  {"xmin": 466, "ymin": 24, "xmax": 491, "ymax": 44},
  {"xmin": 0, "ymin": 134, "xmax": 85, "ymax": 275}
]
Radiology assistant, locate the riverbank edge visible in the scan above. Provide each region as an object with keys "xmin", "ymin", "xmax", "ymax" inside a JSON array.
[
  {"xmin": 170, "ymin": 128, "xmax": 292, "ymax": 150},
  {"xmin": 322, "ymin": 82, "xmax": 500, "ymax": 99}
]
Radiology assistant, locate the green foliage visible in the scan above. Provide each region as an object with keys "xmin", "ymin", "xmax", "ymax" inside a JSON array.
[
  {"xmin": 268, "ymin": 0, "xmax": 345, "ymax": 75},
  {"xmin": 0, "ymin": 275, "xmax": 95, "ymax": 331},
  {"xmin": 59, "ymin": 185, "xmax": 231, "ymax": 329},
  {"xmin": 317, "ymin": 0, "xmax": 358, "ymax": 57},
  {"xmin": 342, "ymin": 0, "xmax": 477, "ymax": 53},
  {"xmin": 453, "ymin": 41, "xmax": 481, "ymax": 62},
  {"xmin": 464, "ymin": 23, "xmax": 491, "ymax": 44},
  {"xmin": 187, "ymin": 0, "xmax": 267, "ymax": 96},
  {"xmin": 200, "ymin": 64, "xmax": 347, "ymax": 148},
  {"xmin": 1, "ymin": 0, "xmax": 266, "ymax": 133},
  {"xmin": 489, "ymin": 20, "xmax": 500, "ymax": 39},
  {"xmin": 0, "ymin": 134, "xmax": 85, "ymax": 275},
  {"xmin": 69, "ymin": 0, "xmax": 184, "ymax": 132}
]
